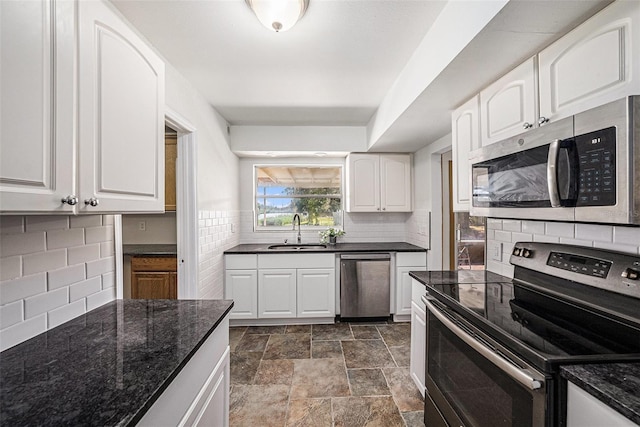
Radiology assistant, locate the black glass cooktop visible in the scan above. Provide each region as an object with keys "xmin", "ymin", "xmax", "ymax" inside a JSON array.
[{"xmin": 427, "ymin": 279, "xmax": 640, "ymax": 372}]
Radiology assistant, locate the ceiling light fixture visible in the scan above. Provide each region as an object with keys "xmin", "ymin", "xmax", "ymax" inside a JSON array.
[{"xmin": 245, "ymin": 0, "xmax": 309, "ymax": 33}]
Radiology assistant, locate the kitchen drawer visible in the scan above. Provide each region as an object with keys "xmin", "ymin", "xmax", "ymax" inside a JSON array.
[
  {"xmin": 396, "ymin": 252, "xmax": 427, "ymax": 267},
  {"xmin": 132, "ymin": 256, "xmax": 177, "ymax": 272},
  {"xmin": 225, "ymin": 254, "xmax": 258, "ymax": 270},
  {"xmin": 258, "ymin": 253, "xmax": 334, "ymax": 269}
]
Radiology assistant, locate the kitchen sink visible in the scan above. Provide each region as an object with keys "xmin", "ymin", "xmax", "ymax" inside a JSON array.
[{"xmin": 267, "ymin": 244, "xmax": 327, "ymax": 250}]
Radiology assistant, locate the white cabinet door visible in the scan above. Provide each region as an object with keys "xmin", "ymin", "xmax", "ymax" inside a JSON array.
[
  {"xmin": 451, "ymin": 96, "xmax": 480, "ymax": 212},
  {"xmin": 77, "ymin": 0, "xmax": 165, "ymax": 213},
  {"xmin": 566, "ymin": 382, "xmax": 636, "ymax": 427},
  {"xmin": 347, "ymin": 154, "xmax": 380, "ymax": 212},
  {"xmin": 258, "ymin": 269, "xmax": 296, "ymax": 318},
  {"xmin": 297, "ymin": 268, "xmax": 335, "ymax": 318},
  {"xmin": 395, "ymin": 267, "xmax": 417, "ymax": 316},
  {"xmin": 539, "ymin": 1, "xmax": 640, "ymax": 124},
  {"xmin": 410, "ymin": 300, "xmax": 426, "ymax": 397},
  {"xmin": 0, "ymin": 0, "xmax": 75, "ymax": 213},
  {"xmin": 380, "ymin": 155, "xmax": 412, "ymax": 212},
  {"xmin": 187, "ymin": 350, "xmax": 230, "ymax": 427},
  {"xmin": 480, "ymin": 58, "xmax": 536, "ymax": 146},
  {"xmin": 225, "ymin": 270, "xmax": 258, "ymax": 320}
]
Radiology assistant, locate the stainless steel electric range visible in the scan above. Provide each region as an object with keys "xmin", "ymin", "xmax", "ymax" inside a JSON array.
[{"xmin": 421, "ymin": 242, "xmax": 640, "ymax": 427}]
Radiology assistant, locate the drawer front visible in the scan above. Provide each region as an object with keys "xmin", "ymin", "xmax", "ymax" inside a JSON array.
[
  {"xmin": 225, "ymin": 254, "xmax": 258, "ymax": 270},
  {"xmin": 132, "ymin": 256, "xmax": 177, "ymax": 272},
  {"xmin": 396, "ymin": 252, "xmax": 427, "ymax": 267},
  {"xmin": 258, "ymin": 253, "xmax": 334, "ymax": 269}
]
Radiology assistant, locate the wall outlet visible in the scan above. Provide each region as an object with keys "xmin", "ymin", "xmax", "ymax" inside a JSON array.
[
  {"xmin": 138, "ymin": 221, "xmax": 146, "ymax": 231},
  {"xmin": 490, "ymin": 242, "xmax": 502, "ymax": 262}
]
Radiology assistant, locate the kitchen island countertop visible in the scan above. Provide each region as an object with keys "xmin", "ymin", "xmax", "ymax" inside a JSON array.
[
  {"xmin": 225, "ymin": 241, "xmax": 426, "ymax": 254},
  {"xmin": 0, "ymin": 299, "xmax": 233, "ymax": 426}
]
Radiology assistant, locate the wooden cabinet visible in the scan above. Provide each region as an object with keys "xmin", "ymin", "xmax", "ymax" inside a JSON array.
[
  {"xmin": 297, "ymin": 268, "xmax": 336, "ymax": 318},
  {"xmin": 165, "ymin": 134, "xmax": 177, "ymax": 211},
  {"xmin": 394, "ymin": 252, "xmax": 427, "ymax": 319},
  {"xmin": 451, "ymin": 96, "xmax": 480, "ymax": 212},
  {"xmin": 566, "ymin": 381, "xmax": 636, "ymax": 427},
  {"xmin": 258, "ymin": 269, "xmax": 297, "ymax": 318},
  {"xmin": 346, "ymin": 154, "xmax": 412, "ymax": 212},
  {"xmin": 479, "ymin": 58, "xmax": 537, "ymax": 146},
  {"xmin": 409, "ymin": 279, "xmax": 426, "ymax": 397},
  {"xmin": 131, "ymin": 256, "xmax": 177, "ymax": 299},
  {"xmin": 539, "ymin": 0, "xmax": 640, "ymax": 125},
  {"xmin": 0, "ymin": 0, "xmax": 165, "ymax": 214}
]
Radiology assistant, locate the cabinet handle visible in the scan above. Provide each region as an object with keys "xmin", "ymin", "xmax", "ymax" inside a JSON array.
[
  {"xmin": 61, "ymin": 195, "xmax": 78, "ymax": 206},
  {"xmin": 382, "ymin": 207, "xmax": 386, "ymax": 211},
  {"xmin": 84, "ymin": 198, "xmax": 99, "ymax": 207},
  {"xmin": 522, "ymin": 122, "xmax": 533, "ymax": 130},
  {"xmin": 538, "ymin": 116, "xmax": 549, "ymax": 126},
  {"xmin": 377, "ymin": 207, "xmax": 381, "ymax": 211}
]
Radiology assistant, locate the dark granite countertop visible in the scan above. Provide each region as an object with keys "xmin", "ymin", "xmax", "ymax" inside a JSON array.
[
  {"xmin": 225, "ymin": 241, "xmax": 426, "ymax": 254},
  {"xmin": 0, "ymin": 299, "xmax": 233, "ymax": 426},
  {"xmin": 561, "ymin": 363, "xmax": 640, "ymax": 424},
  {"xmin": 123, "ymin": 244, "xmax": 177, "ymax": 256},
  {"xmin": 409, "ymin": 269, "xmax": 511, "ymax": 286}
]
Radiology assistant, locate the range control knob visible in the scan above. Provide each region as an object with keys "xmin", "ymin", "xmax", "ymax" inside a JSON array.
[
  {"xmin": 522, "ymin": 249, "xmax": 533, "ymax": 258},
  {"xmin": 622, "ymin": 268, "xmax": 640, "ymax": 280},
  {"xmin": 512, "ymin": 247, "xmax": 522, "ymax": 256}
]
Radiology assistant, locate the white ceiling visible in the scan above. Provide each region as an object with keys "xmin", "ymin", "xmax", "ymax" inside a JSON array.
[{"xmin": 112, "ymin": 0, "xmax": 612, "ymax": 152}]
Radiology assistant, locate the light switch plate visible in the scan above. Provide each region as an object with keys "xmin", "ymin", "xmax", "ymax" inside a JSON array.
[{"xmin": 490, "ymin": 242, "xmax": 502, "ymax": 262}]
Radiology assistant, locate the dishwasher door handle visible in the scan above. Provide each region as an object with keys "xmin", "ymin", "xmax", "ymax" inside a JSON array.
[{"xmin": 340, "ymin": 253, "xmax": 391, "ymax": 260}]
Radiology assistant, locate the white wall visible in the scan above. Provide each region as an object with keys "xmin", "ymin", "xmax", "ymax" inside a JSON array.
[
  {"xmin": 0, "ymin": 215, "xmax": 116, "ymax": 351},
  {"xmin": 122, "ymin": 213, "xmax": 177, "ymax": 244}
]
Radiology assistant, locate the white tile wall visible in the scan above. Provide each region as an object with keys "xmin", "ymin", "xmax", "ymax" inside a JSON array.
[
  {"xmin": 486, "ymin": 218, "xmax": 640, "ymax": 281},
  {"xmin": 0, "ymin": 215, "xmax": 116, "ymax": 351}
]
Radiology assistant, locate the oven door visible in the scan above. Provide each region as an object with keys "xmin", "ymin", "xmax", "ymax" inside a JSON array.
[{"xmin": 423, "ymin": 296, "xmax": 547, "ymax": 427}]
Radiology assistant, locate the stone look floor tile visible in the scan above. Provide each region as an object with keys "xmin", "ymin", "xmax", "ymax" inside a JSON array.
[
  {"xmin": 402, "ymin": 411, "xmax": 426, "ymax": 427},
  {"xmin": 332, "ymin": 396, "xmax": 405, "ymax": 427},
  {"xmin": 286, "ymin": 324, "xmax": 311, "ymax": 334},
  {"xmin": 312, "ymin": 323, "xmax": 353, "ymax": 341},
  {"xmin": 229, "ymin": 327, "xmax": 247, "ymax": 352},
  {"xmin": 351, "ymin": 325, "xmax": 381, "ymax": 340},
  {"xmin": 229, "ymin": 384, "xmax": 290, "ymax": 427},
  {"xmin": 312, "ymin": 340, "xmax": 343, "ymax": 359},
  {"xmin": 234, "ymin": 334, "xmax": 269, "ymax": 353},
  {"xmin": 389, "ymin": 345, "xmax": 410, "ymax": 367},
  {"xmin": 246, "ymin": 325, "xmax": 286, "ymax": 334},
  {"xmin": 291, "ymin": 358, "xmax": 350, "ymax": 398},
  {"xmin": 285, "ymin": 398, "xmax": 333, "ymax": 427},
  {"xmin": 383, "ymin": 368, "xmax": 425, "ymax": 412},
  {"xmin": 347, "ymin": 368, "xmax": 391, "ymax": 396},
  {"xmin": 254, "ymin": 359, "xmax": 295, "ymax": 385},
  {"xmin": 263, "ymin": 333, "xmax": 311, "ymax": 360},
  {"xmin": 230, "ymin": 352, "xmax": 262, "ymax": 385},
  {"xmin": 376, "ymin": 324, "xmax": 410, "ymax": 347},
  {"xmin": 342, "ymin": 340, "xmax": 396, "ymax": 369}
]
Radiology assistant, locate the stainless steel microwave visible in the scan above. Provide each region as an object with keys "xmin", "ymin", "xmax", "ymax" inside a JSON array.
[{"xmin": 469, "ymin": 96, "xmax": 640, "ymax": 225}]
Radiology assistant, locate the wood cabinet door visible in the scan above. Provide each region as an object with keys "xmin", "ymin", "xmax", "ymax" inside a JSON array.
[
  {"xmin": 451, "ymin": 95, "xmax": 480, "ymax": 212},
  {"xmin": 410, "ymin": 300, "xmax": 426, "ymax": 397},
  {"xmin": 479, "ymin": 57, "xmax": 536, "ymax": 146},
  {"xmin": 380, "ymin": 154, "xmax": 412, "ymax": 212},
  {"xmin": 77, "ymin": 0, "xmax": 165, "ymax": 213},
  {"xmin": 297, "ymin": 269, "xmax": 335, "ymax": 318},
  {"xmin": 0, "ymin": 0, "xmax": 75, "ymax": 213},
  {"xmin": 132, "ymin": 272, "xmax": 177, "ymax": 299},
  {"xmin": 224, "ymin": 270, "xmax": 258, "ymax": 320},
  {"xmin": 538, "ymin": 1, "xmax": 640, "ymax": 124},
  {"xmin": 347, "ymin": 154, "xmax": 380, "ymax": 212},
  {"xmin": 258, "ymin": 269, "xmax": 296, "ymax": 318}
]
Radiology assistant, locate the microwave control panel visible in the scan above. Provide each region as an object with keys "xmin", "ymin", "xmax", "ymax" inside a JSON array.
[{"xmin": 575, "ymin": 127, "xmax": 616, "ymax": 206}]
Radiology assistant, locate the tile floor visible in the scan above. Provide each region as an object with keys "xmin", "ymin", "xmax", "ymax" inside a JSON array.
[{"xmin": 229, "ymin": 322, "xmax": 425, "ymax": 427}]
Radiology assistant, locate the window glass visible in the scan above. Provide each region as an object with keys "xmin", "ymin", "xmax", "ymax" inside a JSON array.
[{"xmin": 255, "ymin": 165, "xmax": 342, "ymax": 229}]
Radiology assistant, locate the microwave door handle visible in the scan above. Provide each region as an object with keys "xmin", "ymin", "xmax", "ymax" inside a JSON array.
[
  {"xmin": 547, "ymin": 139, "xmax": 562, "ymax": 207},
  {"xmin": 422, "ymin": 296, "xmax": 544, "ymax": 391}
]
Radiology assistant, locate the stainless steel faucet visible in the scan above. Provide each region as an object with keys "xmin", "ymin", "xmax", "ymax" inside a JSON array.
[{"xmin": 292, "ymin": 214, "xmax": 301, "ymax": 243}]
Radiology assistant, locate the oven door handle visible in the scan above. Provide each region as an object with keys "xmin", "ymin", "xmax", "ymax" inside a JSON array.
[
  {"xmin": 422, "ymin": 296, "xmax": 544, "ymax": 391},
  {"xmin": 547, "ymin": 139, "xmax": 562, "ymax": 207}
]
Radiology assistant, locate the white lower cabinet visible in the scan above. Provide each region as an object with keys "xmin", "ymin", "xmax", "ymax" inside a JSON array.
[
  {"xmin": 395, "ymin": 253, "xmax": 427, "ymax": 318},
  {"xmin": 224, "ymin": 270, "xmax": 258, "ymax": 320},
  {"xmin": 297, "ymin": 269, "xmax": 336, "ymax": 317},
  {"xmin": 566, "ymin": 381, "xmax": 636, "ymax": 427},
  {"xmin": 138, "ymin": 316, "xmax": 230, "ymax": 427},
  {"xmin": 409, "ymin": 279, "xmax": 426, "ymax": 397},
  {"xmin": 258, "ymin": 269, "xmax": 297, "ymax": 318}
]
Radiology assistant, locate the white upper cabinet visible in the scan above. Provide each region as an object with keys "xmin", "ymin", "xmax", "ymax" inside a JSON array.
[
  {"xmin": 451, "ymin": 96, "xmax": 480, "ymax": 212},
  {"xmin": 0, "ymin": 0, "xmax": 75, "ymax": 213},
  {"xmin": 480, "ymin": 58, "xmax": 537, "ymax": 147},
  {"xmin": 346, "ymin": 154, "xmax": 412, "ymax": 212},
  {"xmin": 0, "ymin": 0, "xmax": 165, "ymax": 214},
  {"xmin": 538, "ymin": 0, "xmax": 640, "ymax": 124}
]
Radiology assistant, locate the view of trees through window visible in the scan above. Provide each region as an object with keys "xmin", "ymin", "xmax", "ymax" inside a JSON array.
[{"xmin": 255, "ymin": 166, "xmax": 342, "ymax": 228}]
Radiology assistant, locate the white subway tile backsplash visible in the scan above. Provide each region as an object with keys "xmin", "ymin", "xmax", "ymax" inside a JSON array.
[
  {"xmin": 68, "ymin": 243, "xmax": 101, "ymax": 265},
  {"xmin": 0, "ymin": 216, "xmax": 24, "ymax": 234},
  {"xmin": 0, "ymin": 300, "xmax": 23, "ymax": 329},
  {"xmin": 593, "ymin": 241, "xmax": 638, "ymax": 255},
  {"xmin": 70, "ymin": 277, "xmax": 102, "ymax": 302},
  {"xmin": 100, "ymin": 241, "xmax": 115, "ymax": 257},
  {"xmin": 613, "ymin": 226, "xmax": 640, "ymax": 246},
  {"xmin": 25, "ymin": 216, "xmax": 69, "ymax": 232},
  {"xmin": 23, "ymin": 249, "xmax": 67, "ymax": 276},
  {"xmin": 86, "ymin": 256, "xmax": 114, "ymax": 278},
  {"xmin": 85, "ymin": 226, "xmax": 113, "ymax": 244},
  {"xmin": 102, "ymin": 272, "xmax": 115, "ymax": 289},
  {"xmin": 545, "ymin": 222, "xmax": 575, "ymax": 238},
  {"xmin": 0, "ymin": 314, "xmax": 46, "ymax": 351},
  {"xmin": 102, "ymin": 215, "xmax": 114, "ymax": 226},
  {"xmin": 69, "ymin": 215, "xmax": 102, "ymax": 229},
  {"xmin": 575, "ymin": 224, "xmax": 613, "ymax": 242},
  {"xmin": 0, "ymin": 273, "xmax": 47, "ymax": 305},
  {"xmin": 48, "ymin": 299, "xmax": 86, "ymax": 328},
  {"xmin": 0, "ymin": 256, "xmax": 21, "ymax": 281},
  {"xmin": 522, "ymin": 221, "xmax": 545, "ymax": 235},
  {"xmin": 0, "ymin": 232, "xmax": 45, "ymax": 257},
  {"xmin": 511, "ymin": 232, "xmax": 534, "ymax": 243},
  {"xmin": 487, "ymin": 218, "xmax": 503, "ymax": 230},
  {"xmin": 559, "ymin": 237, "xmax": 594, "ymax": 247},
  {"xmin": 24, "ymin": 287, "xmax": 68, "ymax": 319},
  {"xmin": 47, "ymin": 228, "xmax": 84, "ymax": 250},
  {"xmin": 502, "ymin": 220, "xmax": 522, "ymax": 232},
  {"xmin": 48, "ymin": 264, "xmax": 86, "ymax": 290},
  {"xmin": 494, "ymin": 230, "xmax": 512, "ymax": 242},
  {"xmin": 533, "ymin": 234, "xmax": 560, "ymax": 243},
  {"xmin": 86, "ymin": 288, "xmax": 115, "ymax": 311}
]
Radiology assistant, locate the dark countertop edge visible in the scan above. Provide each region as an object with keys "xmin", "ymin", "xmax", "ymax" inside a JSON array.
[
  {"xmin": 122, "ymin": 244, "xmax": 177, "ymax": 256},
  {"xmin": 560, "ymin": 364, "xmax": 640, "ymax": 425},
  {"xmin": 224, "ymin": 242, "xmax": 427, "ymax": 255},
  {"xmin": 126, "ymin": 300, "xmax": 234, "ymax": 426}
]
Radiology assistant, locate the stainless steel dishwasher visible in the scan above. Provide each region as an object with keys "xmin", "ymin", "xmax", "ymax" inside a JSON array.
[{"xmin": 340, "ymin": 253, "xmax": 391, "ymax": 318}]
